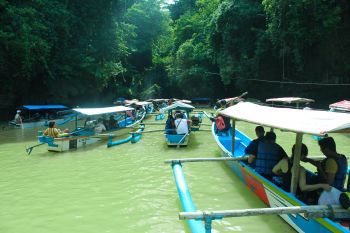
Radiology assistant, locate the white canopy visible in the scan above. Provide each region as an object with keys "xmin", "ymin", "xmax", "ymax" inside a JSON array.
[
  {"xmin": 73, "ymin": 106, "xmax": 134, "ymax": 116},
  {"xmin": 220, "ymin": 102, "xmax": 350, "ymax": 135},
  {"xmin": 160, "ymin": 101, "xmax": 195, "ymax": 113},
  {"xmin": 266, "ymin": 97, "xmax": 315, "ymax": 104},
  {"xmin": 135, "ymin": 101, "xmax": 152, "ymax": 106}
]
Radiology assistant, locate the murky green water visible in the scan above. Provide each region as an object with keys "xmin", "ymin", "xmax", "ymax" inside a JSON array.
[{"xmin": 4, "ymin": 110, "xmax": 349, "ymax": 233}]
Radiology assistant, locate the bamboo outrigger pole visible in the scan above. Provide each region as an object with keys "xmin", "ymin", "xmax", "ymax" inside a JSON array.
[
  {"xmin": 180, "ymin": 205, "xmax": 350, "ymax": 233},
  {"xmin": 164, "ymin": 156, "xmax": 249, "ymax": 164}
]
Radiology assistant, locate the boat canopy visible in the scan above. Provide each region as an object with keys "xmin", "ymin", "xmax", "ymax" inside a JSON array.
[
  {"xmin": 160, "ymin": 102, "xmax": 195, "ymax": 113},
  {"xmin": 329, "ymin": 100, "xmax": 350, "ymax": 112},
  {"xmin": 220, "ymin": 102, "xmax": 350, "ymax": 136},
  {"xmin": 73, "ymin": 106, "xmax": 134, "ymax": 116},
  {"xmin": 21, "ymin": 105, "xmax": 69, "ymax": 110},
  {"xmin": 134, "ymin": 101, "xmax": 152, "ymax": 106},
  {"xmin": 266, "ymin": 97, "xmax": 315, "ymax": 104}
]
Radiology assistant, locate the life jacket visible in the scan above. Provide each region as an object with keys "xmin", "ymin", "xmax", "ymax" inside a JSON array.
[
  {"xmin": 322, "ymin": 155, "xmax": 347, "ymax": 190},
  {"xmin": 216, "ymin": 116, "xmax": 226, "ymax": 131},
  {"xmin": 255, "ymin": 142, "xmax": 281, "ymax": 176}
]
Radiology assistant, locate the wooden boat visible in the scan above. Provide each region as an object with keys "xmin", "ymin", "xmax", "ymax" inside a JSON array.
[
  {"xmin": 329, "ymin": 100, "xmax": 350, "ymax": 113},
  {"xmin": 266, "ymin": 97, "xmax": 315, "ymax": 109},
  {"xmin": 161, "ymin": 102, "xmax": 195, "ymax": 146},
  {"xmin": 127, "ymin": 101, "xmax": 154, "ymax": 117},
  {"xmin": 38, "ymin": 106, "xmax": 145, "ymax": 152},
  {"xmin": 8, "ymin": 105, "xmax": 75, "ymax": 129},
  {"xmin": 209, "ymin": 102, "xmax": 350, "ymax": 233}
]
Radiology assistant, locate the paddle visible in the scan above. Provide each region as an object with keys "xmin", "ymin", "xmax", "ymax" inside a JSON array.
[{"xmin": 26, "ymin": 142, "xmax": 46, "ymax": 155}]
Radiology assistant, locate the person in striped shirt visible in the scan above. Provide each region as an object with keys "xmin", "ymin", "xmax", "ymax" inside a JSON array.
[{"xmin": 43, "ymin": 121, "xmax": 61, "ymax": 138}]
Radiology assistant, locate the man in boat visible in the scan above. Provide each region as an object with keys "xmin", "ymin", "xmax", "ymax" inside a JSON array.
[
  {"xmin": 253, "ymin": 131, "xmax": 288, "ymax": 180},
  {"xmin": 43, "ymin": 121, "xmax": 62, "ymax": 138},
  {"xmin": 246, "ymin": 126, "xmax": 265, "ymax": 167},
  {"xmin": 174, "ymin": 113, "xmax": 189, "ymax": 135},
  {"xmin": 307, "ymin": 137, "xmax": 347, "ymax": 191},
  {"xmin": 94, "ymin": 118, "xmax": 107, "ymax": 133},
  {"xmin": 108, "ymin": 115, "xmax": 118, "ymax": 129},
  {"xmin": 14, "ymin": 110, "xmax": 22, "ymax": 125}
]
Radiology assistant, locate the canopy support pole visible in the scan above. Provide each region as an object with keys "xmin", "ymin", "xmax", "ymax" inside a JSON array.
[
  {"xmin": 231, "ymin": 119, "xmax": 236, "ymax": 156},
  {"xmin": 290, "ymin": 132, "xmax": 303, "ymax": 194}
]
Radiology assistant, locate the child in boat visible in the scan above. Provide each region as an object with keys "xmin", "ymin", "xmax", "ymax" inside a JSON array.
[
  {"xmin": 43, "ymin": 121, "xmax": 62, "ymax": 138},
  {"xmin": 305, "ymin": 137, "xmax": 347, "ymax": 191},
  {"xmin": 273, "ymin": 143, "xmax": 331, "ymax": 204}
]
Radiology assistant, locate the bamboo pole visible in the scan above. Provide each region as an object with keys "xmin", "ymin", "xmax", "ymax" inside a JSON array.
[
  {"xmin": 179, "ymin": 205, "xmax": 349, "ymax": 220},
  {"xmin": 231, "ymin": 119, "xmax": 236, "ymax": 156},
  {"xmin": 290, "ymin": 133, "xmax": 303, "ymax": 194},
  {"xmin": 164, "ymin": 156, "xmax": 248, "ymax": 164}
]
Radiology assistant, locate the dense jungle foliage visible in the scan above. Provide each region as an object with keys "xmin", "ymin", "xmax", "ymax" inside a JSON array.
[{"xmin": 0, "ymin": 0, "xmax": 349, "ymax": 115}]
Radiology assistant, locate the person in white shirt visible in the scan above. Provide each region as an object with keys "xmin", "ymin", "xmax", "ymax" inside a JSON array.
[
  {"xmin": 94, "ymin": 118, "xmax": 106, "ymax": 133},
  {"xmin": 14, "ymin": 110, "xmax": 22, "ymax": 124},
  {"xmin": 174, "ymin": 114, "xmax": 189, "ymax": 135}
]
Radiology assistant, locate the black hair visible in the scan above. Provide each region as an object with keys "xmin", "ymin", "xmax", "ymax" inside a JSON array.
[
  {"xmin": 265, "ymin": 131, "xmax": 276, "ymax": 141},
  {"xmin": 292, "ymin": 143, "xmax": 308, "ymax": 156},
  {"xmin": 49, "ymin": 121, "xmax": 55, "ymax": 128},
  {"xmin": 255, "ymin": 126, "xmax": 265, "ymax": 134},
  {"xmin": 318, "ymin": 137, "xmax": 336, "ymax": 152}
]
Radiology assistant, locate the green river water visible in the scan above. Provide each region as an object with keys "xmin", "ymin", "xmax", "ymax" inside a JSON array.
[{"xmin": 1, "ymin": 111, "xmax": 349, "ymax": 233}]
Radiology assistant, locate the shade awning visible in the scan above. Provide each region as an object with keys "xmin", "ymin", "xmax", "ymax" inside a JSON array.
[
  {"xmin": 133, "ymin": 101, "xmax": 152, "ymax": 106},
  {"xmin": 266, "ymin": 97, "xmax": 315, "ymax": 104},
  {"xmin": 329, "ymin": 100, "xmax": 350, "ymax": 112},
  {"xmin": 220, "ymin": 102, "xmax": 350, "ymax": 136},
  {"xmin": 160, "ymin": 102, "xmax": 195, "ymax": 113},
  {"xmin": 73, "ymin": 106, "xmax": 134, "ymax": 116},
  {"xmin": 22, "ymin": 105, "xmax": 69, "ymax": 110}
]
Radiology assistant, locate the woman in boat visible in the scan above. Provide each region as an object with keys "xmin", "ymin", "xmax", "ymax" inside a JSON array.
[
  {"xmin": 165, "ymin": 114, "xmax": 175, "ymax": 134},
  {"xmin": 43, "ymin": 121, "xmax": 62, "ymax": 138},
  {"xmin": 273, "ymin": 143, "xmax": 331, "ymax": 204},
  {"xmin": 307, "ymin": 137, "xmax": 347, "ymax": 191}
]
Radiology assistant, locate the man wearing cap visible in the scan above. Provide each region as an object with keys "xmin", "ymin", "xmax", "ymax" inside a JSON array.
[{"xmin": 14, "ymin": 110, "xmax": 22, "ymax": 124}]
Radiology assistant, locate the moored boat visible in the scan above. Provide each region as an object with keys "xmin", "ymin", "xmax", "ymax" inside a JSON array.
[
  {"xmin": 266, "ymin": 97, "xmax": 315, "ymax": 109},
  {"xmin": 210, "ymin": 102, "xmax": 350, "ymax": 232},
  {"xmin": 329, "ymin": 100, "xmax": 350, "ymax": 113},
  {"xmin": 38, "ymin": 106, "xmax": 145, "ymax": 152},
  {"xmin": 160, "ymin": 101, "xmax": 195, "ymax": 146},
  {"xmin": 9, "ymin": 105, "xmax": 74, "ymax": 129}
]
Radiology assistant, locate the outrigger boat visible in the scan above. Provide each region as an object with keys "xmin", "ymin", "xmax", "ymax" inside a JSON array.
[
  {"xmin": 126, "ymin": 101, "xmax": 154, "ymax": 117},
  {"xmin": 330, "ymin": 100, "xmax": 350, "ymax": 113},
  {"xmin": 37, "ymin": 106, "xmax": 145, "ymax": 152},
  {"xmin": 9, "ymin": 105, "xmax": 75, "ymax": 128},
  {"xmin": 266, "ymin": 97, "xmax": 315, "ymax": 109},
  {"xmin": 161, "ymin": 102, "xmax": 195, "ymax": 146},
  {"xmin": 167, "ymin": 101, "xmax": 350, "ymax": 233}
]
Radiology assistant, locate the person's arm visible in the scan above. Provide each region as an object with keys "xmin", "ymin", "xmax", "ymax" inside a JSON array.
[
  {"xmin": 244, "ymin": 140, "xmax": 257, "ymax": 155},
  {"xmin": 248, "ymin": 155, "xmax": 256, "ymax": 164},
  {"xmin": 298, "ymin": 166, "xmax": 331, "ymax": 192},
  {"xmin": 272, "ymin": 158, "xmax": 287, "ymax": 175},
  {"xmin": 43, "ymin": 128, "xmax": 48, "ymax": 136}
]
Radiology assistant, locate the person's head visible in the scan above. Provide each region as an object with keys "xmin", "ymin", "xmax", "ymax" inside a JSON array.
[
  {"xmin": 175, "ymin": 114, "xmax": 181, "ymax": 119},
  {"xmin": 318, "ymin": 137, "xmax": 336, "ymax": 155},
  {"xmin": 292, "ymin": 143, "xmax": 308, "ymax": 161},
  {"xmin": 265, "ymin": 131, "xmax": 276, "ymax": 142},
  {"xmin": 48, "ymin": 121, "xmax": 56, "ymax": 128},
  {"xmin": 255, "ymin": 126, "xmax": 265, "ymax": 138},
  {"xmin": 16, "ymin": 110, "xmax": 21, "ymax": 114}
]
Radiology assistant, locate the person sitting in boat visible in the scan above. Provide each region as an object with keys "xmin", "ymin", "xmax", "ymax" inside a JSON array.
[
  {"xmin": 165, "ymin": 114, "xmax": 175, "ymax": 134},
  {"xmin": 94, "ymin": 118, "xmax": 106, "ymax": 133},
  {"xmin": 43, "ymin": 121, "xmax": 62, "ymax": 138},
  {"xmin": 252, "ymin": 131, "xmax": 288, "ymax": 180},
  {"xmin": 246, "ymin": 126, "xmax": 265, "ymax": 167},
  {"xmin": 272, "ymin": 144, "xmax": 331, "ymax": 203},
  {"xmin": 108, "ymin": 115, "xmax": 119, "ymax": 129},
  {"xmin": 306, "ymin": 137, "xmax": 347, "ymax": 191},
  {"xmin": 174, "ymin": 114, "xmax": 189, "ymax": 135},
  {"xmin": 14, "ymin": 110, "xmax": 22, "ymax": 124}
]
